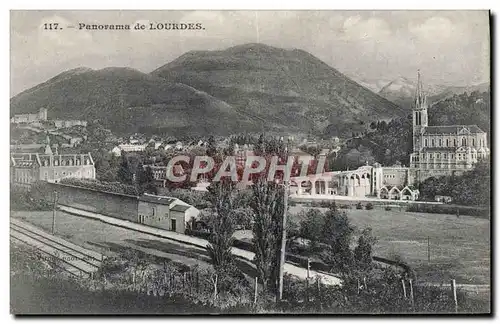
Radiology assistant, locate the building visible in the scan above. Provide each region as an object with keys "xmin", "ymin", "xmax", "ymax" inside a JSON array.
[
  {"xmin": 110, "ymin": 143, "xmax": 148, "ymax": 156},
  {"xmin": 337, "ymin": 163, "xmax": 419, "ymax": 200},
  {"xmin": 53, "ymin": 119, "xmax": 88, "ymax": 129},
  {"xmin": 141, "ymin": 164, "xmax": 185, "ymax": 187},
  {"xmin": 409, "ymin": 71, "xmax": 489, "ymax": 181},
  {"xmin": 291, "ymin": 71, "xmax": 489, "ymax": 202},
  {"xmin": 11, "ymin": 148, "xmax": 96, "ymax": 188},
  {"xmin": 137, "ymin": 194, "xmax": 200, "ymax": 233},
  {"xmin": 11, "ymin": 108, "xmax": 48, "ymax": 124},
  {"xmin": 291, "ymin": 164, "xmax": 420, "ymax": 201}
]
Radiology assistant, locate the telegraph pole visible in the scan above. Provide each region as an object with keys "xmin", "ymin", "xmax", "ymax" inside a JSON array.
[
  {"xmin": 52, "ymin": 191, "xmax": 58, "ymax": 234},
  {"xmin": 278, "ymin": 146, "xmax": 290, "ymax": 301},
  {"xmin": 427, "ymin": 236, "xmax": 430, "ymax": 263}
]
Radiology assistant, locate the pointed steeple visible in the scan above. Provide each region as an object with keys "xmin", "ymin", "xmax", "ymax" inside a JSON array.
[{"xmin": 415, "ymin": 70, "xmax": 427, "ymax": 109}]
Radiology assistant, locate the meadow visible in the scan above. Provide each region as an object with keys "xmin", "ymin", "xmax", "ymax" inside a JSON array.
[{"xmin": 289, "ymin": 206, "xmax": 490, "ymax": 286}]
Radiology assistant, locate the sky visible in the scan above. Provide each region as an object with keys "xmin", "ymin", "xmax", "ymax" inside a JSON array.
[{"xmin": 10, "ymin": 10, "xmax": 490, "ymax": 96}]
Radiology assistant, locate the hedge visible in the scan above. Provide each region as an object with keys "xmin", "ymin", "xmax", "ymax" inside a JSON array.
[
  {"xmin": 59, "ymin": 178, "xmax": 139, "ymax": 196},
  {"xmin": 406, "ymin": 203, "xmax": 490, "ymax": 219}
]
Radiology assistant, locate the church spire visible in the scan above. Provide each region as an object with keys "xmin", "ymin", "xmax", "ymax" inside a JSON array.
[
  {"xmin": 415, "ymin": 69, "xmax": 428, "ymax": 109},
  {"xmin": 413, "ymin": 70, "xmax": 428, "ymax": 129}
]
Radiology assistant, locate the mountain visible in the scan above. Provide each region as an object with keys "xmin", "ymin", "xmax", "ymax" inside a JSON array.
[
  {"xmin": 10, "ymin": 67, "xmax": 257, "ymax": 136},
  {"xmin": 11, "ymin": 43, "xmax": 405, "ymax": 137},
  {"xmin": 151, "ymin": 43, "xmax": 405, "ymax": 136},
  {"xmin": 429, "ymin": 82, "xmax": 490, "ymax": 103},
  {"xmin": 377, "ymin": 76, "xmax": 490, "ymax": 109}
]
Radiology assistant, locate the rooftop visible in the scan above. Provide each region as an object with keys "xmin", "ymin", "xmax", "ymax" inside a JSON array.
[
  {"xmin": 138, "ymin": 194, "xmax": 176, "ymax": 206},
  {"xmin": 423, "ymin": 125, "xmax": 485, "ymax": 135},
  {"xmin": 170, "ymin": 204, "xmax": 192, "ymax": 212}
]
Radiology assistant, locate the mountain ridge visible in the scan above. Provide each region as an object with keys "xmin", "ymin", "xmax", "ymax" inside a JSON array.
[
  {"xmin": 12, "ymin": 43, "xmax": 409, "ymax": 137},
  {"xmin": 376, "ymin": 76, "xmax": 490, "ymax": 109}
]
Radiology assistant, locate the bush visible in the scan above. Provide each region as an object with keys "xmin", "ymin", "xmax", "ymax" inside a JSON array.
[
  {"xmin": 319, "ymin": 200, "xmax": 333, "ymax": 208},
  {"xmin": 10, "ymin": 188, "xmax": 52, "ymax": 211},
  {"xmin": 310, "ymin": 201, "xmax": 322, "ymax": 208},
  {"xmin": 385, "ymin": 206, "xmax": 392, "ymax": 211},
  {"xmin": 339, "ymin": 204, "xmax": 351, "ymax": 209},
  {"xmin": 356, "ymin": 202, "xmax": 363, "ymax": 210},
  {"xmin": 365, "ymin": 203, "xmax": 374, "ymax": 210}
]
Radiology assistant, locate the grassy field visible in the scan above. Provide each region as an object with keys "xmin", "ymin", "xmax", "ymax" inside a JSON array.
[
  {"xmin": 289, "ymin": 206, "xmax": 490, "ymax": 285},
  {"xmin": 11, "ymin": 206, "xmax": 490, "ymax": 287},
  {"xmin": 10, "ymin": 210, "xmax": 214, "ymax": 268},
  {"xmin": 10, "ymin": 210, "xmax": 262, "ymax": 280}
]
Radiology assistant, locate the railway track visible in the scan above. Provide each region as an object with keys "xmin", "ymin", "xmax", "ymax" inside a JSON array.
[{"xmin": 10, "ymin": 219, "xmax": 104, "ymax": 278}]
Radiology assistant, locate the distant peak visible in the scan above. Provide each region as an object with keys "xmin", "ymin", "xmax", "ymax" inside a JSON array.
[
  {"xmin": 56, "ymin": 67, "xmax": 93, "ymax": 77},
  {"xmin": 226, "ymin": 42, "xmax": 292, "ymax": 53},
  {"xmin": 68, "ymin": 67, "xmax": 93, "ymax": 73}
]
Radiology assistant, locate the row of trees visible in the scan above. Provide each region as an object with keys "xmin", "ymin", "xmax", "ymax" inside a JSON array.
[
  {"xmin": 203, "ymin": 184, "xmax": 378, "ymax": 299},
  {"xmin": 418, "ymin": 160, "xmax": 490, "ymax": 206},
  {"xmin": 204, "ymin": 177, "xmax": 286, "ymax": 296}
]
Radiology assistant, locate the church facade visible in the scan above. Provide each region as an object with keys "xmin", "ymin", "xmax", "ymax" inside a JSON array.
[{"xmin": 409, "ymin": 72, "xmax": 489, "ymax": 182}]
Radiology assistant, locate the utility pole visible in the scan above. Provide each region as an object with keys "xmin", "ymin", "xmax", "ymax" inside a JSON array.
[
  {"xmin": 427, "ymin": 236, "xmax": 430, "ymax": 263},
  {"xmin": 52, "ymin": 191, "xmax": 58, "ymax": 234},
  {"xmin": 278, "ymin": 146, "xmax": 290, "ymax": 301}
]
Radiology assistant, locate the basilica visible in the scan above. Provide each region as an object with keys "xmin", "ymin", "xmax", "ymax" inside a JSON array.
[
  {"xmin": 290, "ymin": 71, "xmax": 489, "ymax": 201},
  {"xmin": 409, "ymin": 71, "xmax": 489, "ymax": 182}
]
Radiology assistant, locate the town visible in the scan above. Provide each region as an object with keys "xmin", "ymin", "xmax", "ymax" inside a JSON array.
[
  {"xmin": 10, "ymin": 10, "xmax": 491, "ymax": 316},
  {"xmin": 10, "ymin": 72, "xmax": 491, "ymax": 314}
]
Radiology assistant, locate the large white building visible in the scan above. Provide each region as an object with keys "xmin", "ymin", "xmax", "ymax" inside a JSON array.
[
  {"xmin": 11, "ymin": 149, "xmax": 96, "ymax": 188},
  {"xmin": 409, "ymin": 71, "xmax": 489, "ymax": 181},
  {"xmin": 11, "ymin": 108, "xmax": 48, "ymax": 124}
]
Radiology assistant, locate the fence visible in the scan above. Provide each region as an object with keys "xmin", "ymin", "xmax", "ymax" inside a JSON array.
[{"xmin": 13, "ymin": 240, "xmax": 488, "ymax": 314}]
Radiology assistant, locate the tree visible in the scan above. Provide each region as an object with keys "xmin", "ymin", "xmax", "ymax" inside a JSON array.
[
  {"xmin": 137, "ymin": 165, "xmax": 157, "ymax": 194},
  {"xmin": 354, "ymin": 227, "xmax": 377, "ymax": 271},
  {"xmin": 321, "ymin": 206, "xmax": 355, "ymax": 274},
  {"xmin": 298, "ymin": 209, "xmax": 325, "ymax": 250},
  {"xmin": 117, "ymin": 154, "xmax": 133, "ymax": 185},
  {"xmin": 205, "ymin": 180, "xmax": 237, "ymax": 273},
  {"xmin": 249, "ymin": 177, "xmax": 284, "ymax": 294},
  {"xmin": 206, "ymin": 136, "xmax": 217, "ymax": 157},
  {"xmin": 254, "ymin": 134, "xmax": 265, "ymax": 156}
]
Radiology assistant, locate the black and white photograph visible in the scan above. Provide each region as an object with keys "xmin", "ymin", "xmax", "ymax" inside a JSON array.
[{"xmin": 9, "ymin": 9, "xmax": 492, "ymax": 315}]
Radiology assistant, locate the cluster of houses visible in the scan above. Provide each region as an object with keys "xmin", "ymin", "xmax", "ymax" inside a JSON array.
[{"xmin": 110, "ymin": 134, "xmax": 210, "ymax": 157}]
